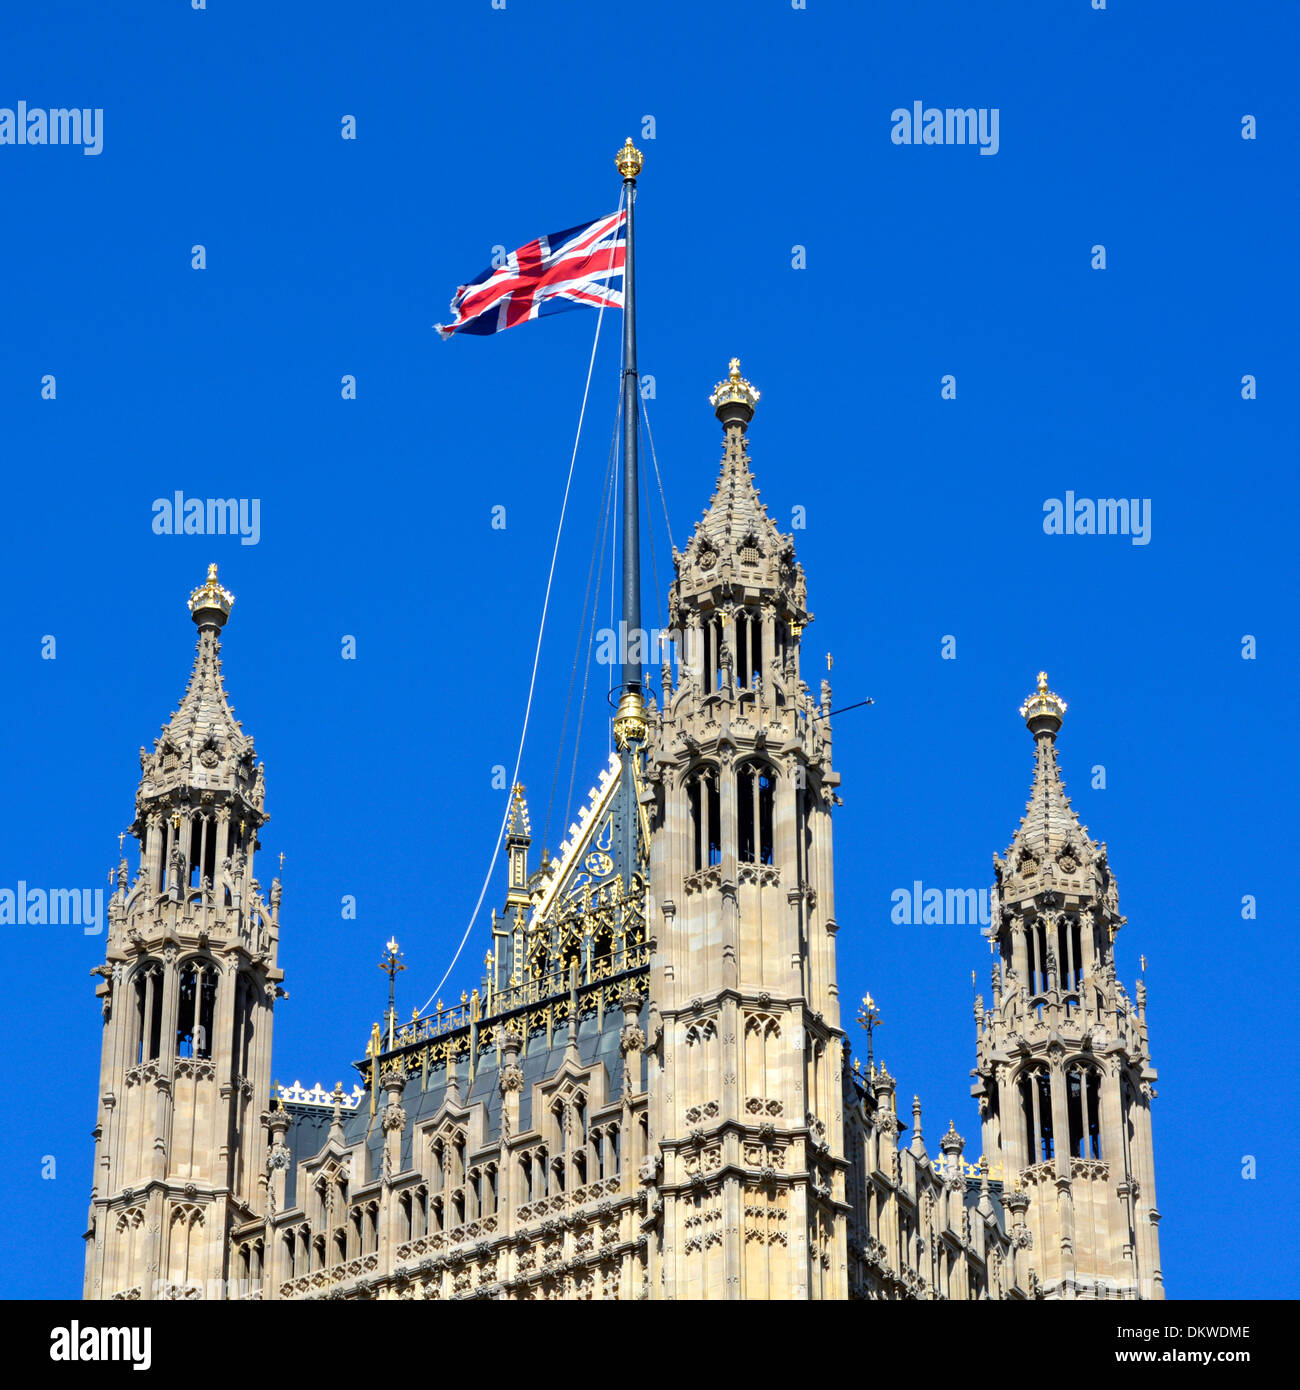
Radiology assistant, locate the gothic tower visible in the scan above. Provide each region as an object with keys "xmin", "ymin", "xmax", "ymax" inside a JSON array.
[
  {"xmin": 84, "ymin": 566, "xmax": 286, "ymax": 1300},
  {"xmin": 973, "ymin": 674, "xmax": 1164, "ymax": 1299},
  {"xmin": 643, "ymin": 361, "xmax": 848, "ymax": 1299}
]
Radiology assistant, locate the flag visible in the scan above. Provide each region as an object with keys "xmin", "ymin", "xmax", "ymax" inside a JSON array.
[{"xmin": 436, "ymin": 209, "xmax": 626, "ymax": 339}]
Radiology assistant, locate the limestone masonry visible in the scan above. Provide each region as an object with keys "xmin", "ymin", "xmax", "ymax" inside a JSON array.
[{"xmin": 84, "ymin": 365, "xmax": 1163, "ymax": 1301}]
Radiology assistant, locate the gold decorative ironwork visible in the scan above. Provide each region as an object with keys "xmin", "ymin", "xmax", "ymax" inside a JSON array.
[{"xmin": 930, "ymin": 1154, "xmax": 1003, "ymax": 1182}]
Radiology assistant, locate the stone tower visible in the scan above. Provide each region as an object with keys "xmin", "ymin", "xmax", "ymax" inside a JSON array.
[
  {"xmin": 84, "ymin": 565, "xmax": 286, "ymax": 1300},
  {"xmin": 642, "ymin": 361, "xmax": 848, "ymax": 1299},
  {"xmin": 972, "ymin": 674, "xmax": 1164, "ymax": 1299}
]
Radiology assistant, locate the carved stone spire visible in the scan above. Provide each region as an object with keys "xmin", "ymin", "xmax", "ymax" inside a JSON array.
[
  {"xmin": 646, "ymin": 360, "xmax": 847, "ymax": 1300},
  {"xmin": 671, "ymin": 360, "xmax": 806, "ymax": 619},
  {"xmin": 86, "ymin": 566, "xmax": 284, "ymax": 1302},
  {"xmin": 136, "ymin": 564, "xmax": 263, "ymax": 822},
  {"xmin": 503, "ymin": 783, "xmax": 532, "ymax": 925},
  {"xmin": 974, "ymin": 675, "xmax": 1164, "ymax": 1301},
  {"xmin": 506, "ymin": 782, "xmax": 531, "ymax": 842},
  {"xmin": 997, "ymin": 672, "xmax": 1095, "ymax": 904}
]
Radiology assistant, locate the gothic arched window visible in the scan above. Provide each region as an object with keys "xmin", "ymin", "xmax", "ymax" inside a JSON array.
[
  {"xmin": 1056, "ymin": 915, "xmax": 1085, "ymax": 994},
  {"xmin": 744, "ymin": 1014, "xmax": 780, "ymax": 1100},
  {"xmin": 349, "ymin": 1206, "xmax": 364, "ymax": 1258},
  {"xmin": 735, "ymin": 606, "xmax": 762, "ymax": 688},
  {"xmin": 1024, "ymin": 919, "xmax": 1053, "ymax": 996},
  {"xmin": 737, "ymin": 760, "xmax": 776, "ymax": 866},
  {"xmin": 1019, "ymin": 1065, "xmax": 1055, "ymax": 1163},
  {"xmin": 519, "ymin": 1151, "xmax": 533, "ymax": 1203},
  {"xmin": 176, "ymin": 959, "xmax": 217, "ymax": 1059},
  {"xmin": 133, "ymin": 962, "xmax": 164, "ymax": 1063},
  {"xmin": 700, "ymin": 615, "xmax": 724, "ymax": 696},
  {"xmin": 312, "ymin": 1176, "xmax": 329, "ymax": 1233},
  {"xmin": 429, "ymin": 1138, "xmax": 446, "ymax": 1193},
  {"xmin": 1067, "ymin": 1063, "xmax": 1103, "ymax": 1160},
  {"xmin": 186, "ymin": 813, "xmax": 218, "ymax": 893},
  {"xmin": 468, "ymin": 1168, "xmax": 482, "ymax": 1221},
  {"xmin": 686, "ymin": 765, "xmax": 721, "ymax": 870},
  {"xmin": 232, "ymin": 972, "xmax": 258, "ymax": 1078}
]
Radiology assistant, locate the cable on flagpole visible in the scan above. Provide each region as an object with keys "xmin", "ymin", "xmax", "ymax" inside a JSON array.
[
  {"xmin": 607, "ymin": 388, "xmax": 619, "ymax": 758},
  {"xmin": 564, "ymin": 380, "xmax": 621, "ymax": 836},
  {"xmin": 417, "ymin": 189, "xmax": 628, "ymax": 1018},
  {"xmin": 640, "ymin": 396, "xmax": 676, "ymax": 554},
  {"xmin": 543, "ymin": 380, "xmax": 620, "ymax": 851},
  {"xmin": 642, "ymin": 401, "xmax": 664, "ymax": 636}
]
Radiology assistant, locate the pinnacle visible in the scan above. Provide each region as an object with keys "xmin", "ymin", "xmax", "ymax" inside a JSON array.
[
  {"xmin": 1003, "ymin": 729, "xmax": 1091, "ymax": 865},
  {"xmin": 141, "ymin": 611, "xmax": 257, "ymax": 799},
  {"xmin": 692, "ymin": 432, "xmax": 783, "ymax": 559}
]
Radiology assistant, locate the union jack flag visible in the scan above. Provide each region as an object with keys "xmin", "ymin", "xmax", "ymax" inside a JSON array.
[{"xmin": 436, "ymin": 208, "xmax": 626, "ymax": 339}]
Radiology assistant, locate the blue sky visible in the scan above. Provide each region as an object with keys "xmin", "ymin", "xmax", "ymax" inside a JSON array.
[{"xmin": 0, "ymin": 0, "xmax": 1295, "ymax": 1299}]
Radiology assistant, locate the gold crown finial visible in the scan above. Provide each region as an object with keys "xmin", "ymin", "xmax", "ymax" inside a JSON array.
[
  {"xmin": 710, "ymin": 357, "xmax": 760, "ymax": 425},
  {"xmin": 612, "ymin": 688, "xmax": 648, "ymax": 748},
  {"xmin": 187, "ymin": 563, "xmax": 235, "ymax": 629},
  {"xmin": 1019, "ymin": 670, "xmax": 1067, "ymax": 732},
  {"xmin": 616, "ymin": 138, "xmax": 643, "ymax": 179}
]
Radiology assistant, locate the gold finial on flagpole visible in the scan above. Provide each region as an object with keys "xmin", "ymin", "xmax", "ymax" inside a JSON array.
[{"xmin": 616, "ymin": 137, "xmax": 643, "ymax": 179}]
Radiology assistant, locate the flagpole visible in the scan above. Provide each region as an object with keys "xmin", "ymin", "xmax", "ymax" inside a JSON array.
[{"xmin": 613, "ymin": 137, "xmax": 646, "ymax": 742}]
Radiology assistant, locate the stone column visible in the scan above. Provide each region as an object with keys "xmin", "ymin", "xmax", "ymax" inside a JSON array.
[{"xmin": 1003, "ymin": 1187, "xmax": 1031, "ymax": 1293}]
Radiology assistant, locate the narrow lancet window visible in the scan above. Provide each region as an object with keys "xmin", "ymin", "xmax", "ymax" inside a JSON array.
[{"xmin": 738, "ymin": 761, "xmax": 776, "ymax": 865}]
